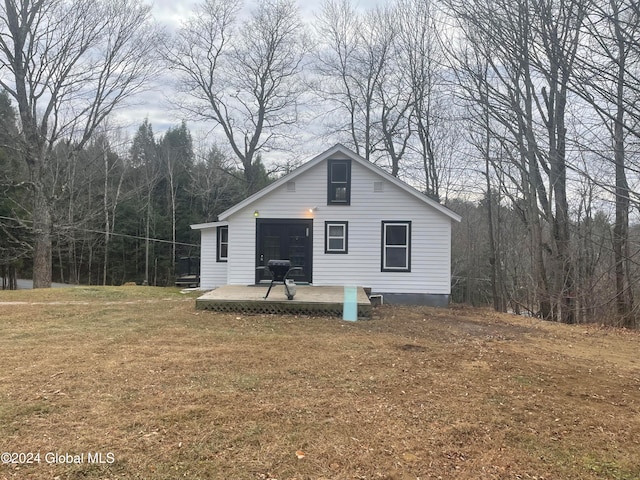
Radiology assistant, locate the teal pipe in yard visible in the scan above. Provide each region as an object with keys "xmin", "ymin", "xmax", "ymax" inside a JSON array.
[{"xmin": 343, "ymin": 286, "xmax": 358, "ymax": 321}]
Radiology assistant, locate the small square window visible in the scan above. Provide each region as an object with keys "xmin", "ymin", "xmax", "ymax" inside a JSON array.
[{"xmin": 325, "ymin": 221, "xmax": 348, "ymax": 254}]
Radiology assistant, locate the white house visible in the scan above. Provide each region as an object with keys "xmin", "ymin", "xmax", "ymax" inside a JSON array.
[{"xmin": 191, "ymin": 144, "xmax": 461, "ymax": 306}]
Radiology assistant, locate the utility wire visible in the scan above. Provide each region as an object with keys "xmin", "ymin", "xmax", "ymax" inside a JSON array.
[{"xmin": 0, "ymin": 215, "xmax": 199, "ymax": 247}]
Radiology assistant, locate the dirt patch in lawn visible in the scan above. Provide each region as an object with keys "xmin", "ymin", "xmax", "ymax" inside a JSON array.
[{"xmin": 0, "ymin": 288, "xmax": 638, "ymax": 479}]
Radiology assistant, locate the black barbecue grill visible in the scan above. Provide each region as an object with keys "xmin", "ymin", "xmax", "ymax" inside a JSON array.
[{"xmin": 260, "ymin": 259, "xmax": 302, "ymax": 300}]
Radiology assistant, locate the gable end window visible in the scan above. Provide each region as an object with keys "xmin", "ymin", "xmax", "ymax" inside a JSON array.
[
  {"xmin": 325, "ymin": 221, "xmax": 348, "ymax": 254},
  {"xmin": 327, "ymin": 159, "xmax": 351, "ymax": 205},
  {"xmin": 217, "ymin": 226, "xmax": 228, "ymax": 262},
  {"xmin": 381, "ymin": 221, "xmax": 411, "ymax": 272}
]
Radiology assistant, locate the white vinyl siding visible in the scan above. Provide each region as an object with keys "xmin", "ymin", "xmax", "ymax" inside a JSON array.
[
  {"xmin": 222, "ymin": 154, "xmax": 453, "ymax": 294},
  {"xmin": 225, "ymin": 170, "xmax": 323, "ymax": 285},
  {"xmin": 311, "ymin": 158, "xmax": 452, "ymax": 294},
  {"xmin": 226, "ymin": 213, "xmax": 257, "ymax": 285},
  {"xmin": 198, "ymin": 227, "xmax": 228, "ymax": 289}
]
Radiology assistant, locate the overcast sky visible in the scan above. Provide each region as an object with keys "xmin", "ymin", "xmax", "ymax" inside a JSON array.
[
  {"xmin": 113, "ymin": 0, "xmax": 383, "ymax": 150},
  {"xmin": 149, "ymin": 0, "xmax": 380, "ymax": 29}
]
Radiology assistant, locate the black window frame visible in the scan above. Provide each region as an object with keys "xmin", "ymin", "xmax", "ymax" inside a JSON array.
[
  {"xmin": 217, "ymin": 225, "xmax": 228, "ymax": 262},
  {"xmin": 325, "ymin": 221, "xmax": 348, "ymax": 254},
  {"xmin": 381, "ymin": 221, "xmax": 411, "ymax": 272},
  {"xmin": 327, "ymin": 159, "xmax": 351, "ymax": 205}
]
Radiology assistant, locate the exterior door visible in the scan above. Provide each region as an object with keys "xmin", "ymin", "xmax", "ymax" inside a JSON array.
[{"xmin": 256, "ymin": 219, "xmax": 312, "ymax": 283}]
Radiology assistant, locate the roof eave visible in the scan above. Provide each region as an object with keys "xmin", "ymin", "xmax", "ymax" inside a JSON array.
[
  {"xmin": 217, "ymin": 144, "xmax": 350, "ymax": 220},
  {"xmin": 217, "ymin": 143, "xmax": 461, "ymax": 223},
  {"xmin": 190, "ymin": 221, "xmax": 229, "ymax": 230}
]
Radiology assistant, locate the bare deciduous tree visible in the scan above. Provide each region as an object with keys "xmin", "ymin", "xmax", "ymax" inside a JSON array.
[
  {"xmin": 101, "ymin": 130, "xmax": 129, "ymax": 286},
  {"xmin": 529, "ymin": 0, "xmax": 589, "ymax": 324},
  {"xmin": 314, "ymin": 0, "xmax": 399, "ymax": 163},
  {"xmin": 446, "ymin": 0, "xmax": 591, "ymax": 322},
  {"xmin": 572, "ymin": 0, "xmax": 640, "ymax": 327},
  {"xmin": 396, "ymin": 0, "xmax": 446, "ymax": 197},
  {"xmin": 0, "ymin": 0, "xmax": 162, "ymax": 287},
  {"xmin": 313, "ymin": 0, "xmax": 366, "ymax": 156},
  {"xmin": 167, "ymin": 0, "xmax": 308, "ymax": 194}
]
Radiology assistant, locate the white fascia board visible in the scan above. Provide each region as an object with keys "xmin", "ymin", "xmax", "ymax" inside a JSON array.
[{"xmin": 190, "ymin": 221, "xmax": 229, "ymax": 230}]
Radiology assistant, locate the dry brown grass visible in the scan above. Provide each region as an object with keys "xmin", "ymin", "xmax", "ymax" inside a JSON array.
[{"xmin": 0, "ymin": 287, "xmax": 639, "ymax": 479}]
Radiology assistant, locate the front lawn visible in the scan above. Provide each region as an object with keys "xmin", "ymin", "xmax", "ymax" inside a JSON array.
[{"xmin": 0, "ymin": 287, "xmax": 638, "ymax": 479}]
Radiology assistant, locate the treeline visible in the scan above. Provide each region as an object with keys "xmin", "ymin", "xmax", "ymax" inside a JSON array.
[
  {"xmin": 1, "ymin": 0, "xmax": 640, "ymax": 327},
  {"xmin": 445, "ymin": 0, "xmax": 640, "ymax": 328},
  {"xmin": 450, "ymin": 197, "xmax": 640, "ymax": 326},
  {"xmin": 0, "ymin": 108, "xmax": 266, "ymax": 286}
]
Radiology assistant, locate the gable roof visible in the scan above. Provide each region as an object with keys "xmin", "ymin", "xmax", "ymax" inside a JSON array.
[{"xmin": 217, "ymin": 144, "xmax": 461, "ymax": 222}]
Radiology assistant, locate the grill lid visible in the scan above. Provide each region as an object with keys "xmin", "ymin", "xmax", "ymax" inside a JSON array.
[{"xmin": 267, "ymin": 259, "xmax": 292, "ymax": 268}]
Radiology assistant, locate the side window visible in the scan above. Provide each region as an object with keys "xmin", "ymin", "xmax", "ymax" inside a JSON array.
[
  {"xmin": 217, "ymin": 226, "xmax": 228, "ymax": 262},
  {"xmin": 381, "ymin": 221, "xmax": 411, "ymax": 272},
  {"xmin": 327, "ymin": 159, "xmax": 351, "ymax": 205},
  {"xmin": 325, "ymin": 221, "xmax": 348, "ymax": 254}
]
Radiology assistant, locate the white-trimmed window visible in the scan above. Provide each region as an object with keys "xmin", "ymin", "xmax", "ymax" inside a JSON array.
[
  {"xmin": 217, "ymin": 226, "xmax": 228, "ymax": 262},
  {"xmin": 382, "ymin": 221, "xmax": 411, "ymax": 271},
  {"xmin": 325, "ymin": 221, "xmax": 348, "ymax": 254}
]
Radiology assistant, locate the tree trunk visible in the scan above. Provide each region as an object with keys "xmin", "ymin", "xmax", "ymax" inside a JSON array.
[
  {"xmin": 547, "ymin": 76, "xmax": 575, "ymax": 324},
  {"xmin": 525, "ymin": 80, "xmax": 552, "ymax": 320},
  {"xmin": 482, "ymin": 88, "xmax": 504, "ymax": 312},
  {"xmin": 611, "ymin": 1, "xmax": 634, "ymax": 327},
  {"xmin": 143, "ymin": 197, "xmax": 151, "ymax": 286},
  {"xmin": 103, "ymin": 148, "xmax": 110, "ymax": 286},
  {"xmin": 533, "ymin": 0, "xmax": 584, "ymax": 324},
  {"xmin": 486, "ymin": 173, "xmax": 505, "ymax": 312},
  {"xmin": 550, "ymin": 114, "xmax": 575, "ymax": 324},
  {"xmin": 613, "ymin": 103, "xmax": 630, "ymax": 324},
  {"xmin": 171, "ymin": 180, "xmax": 177, "ymax": 282},
  {"xmin": 32, "ymin": 179, "xmax": 53, "ymax": 288}
]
